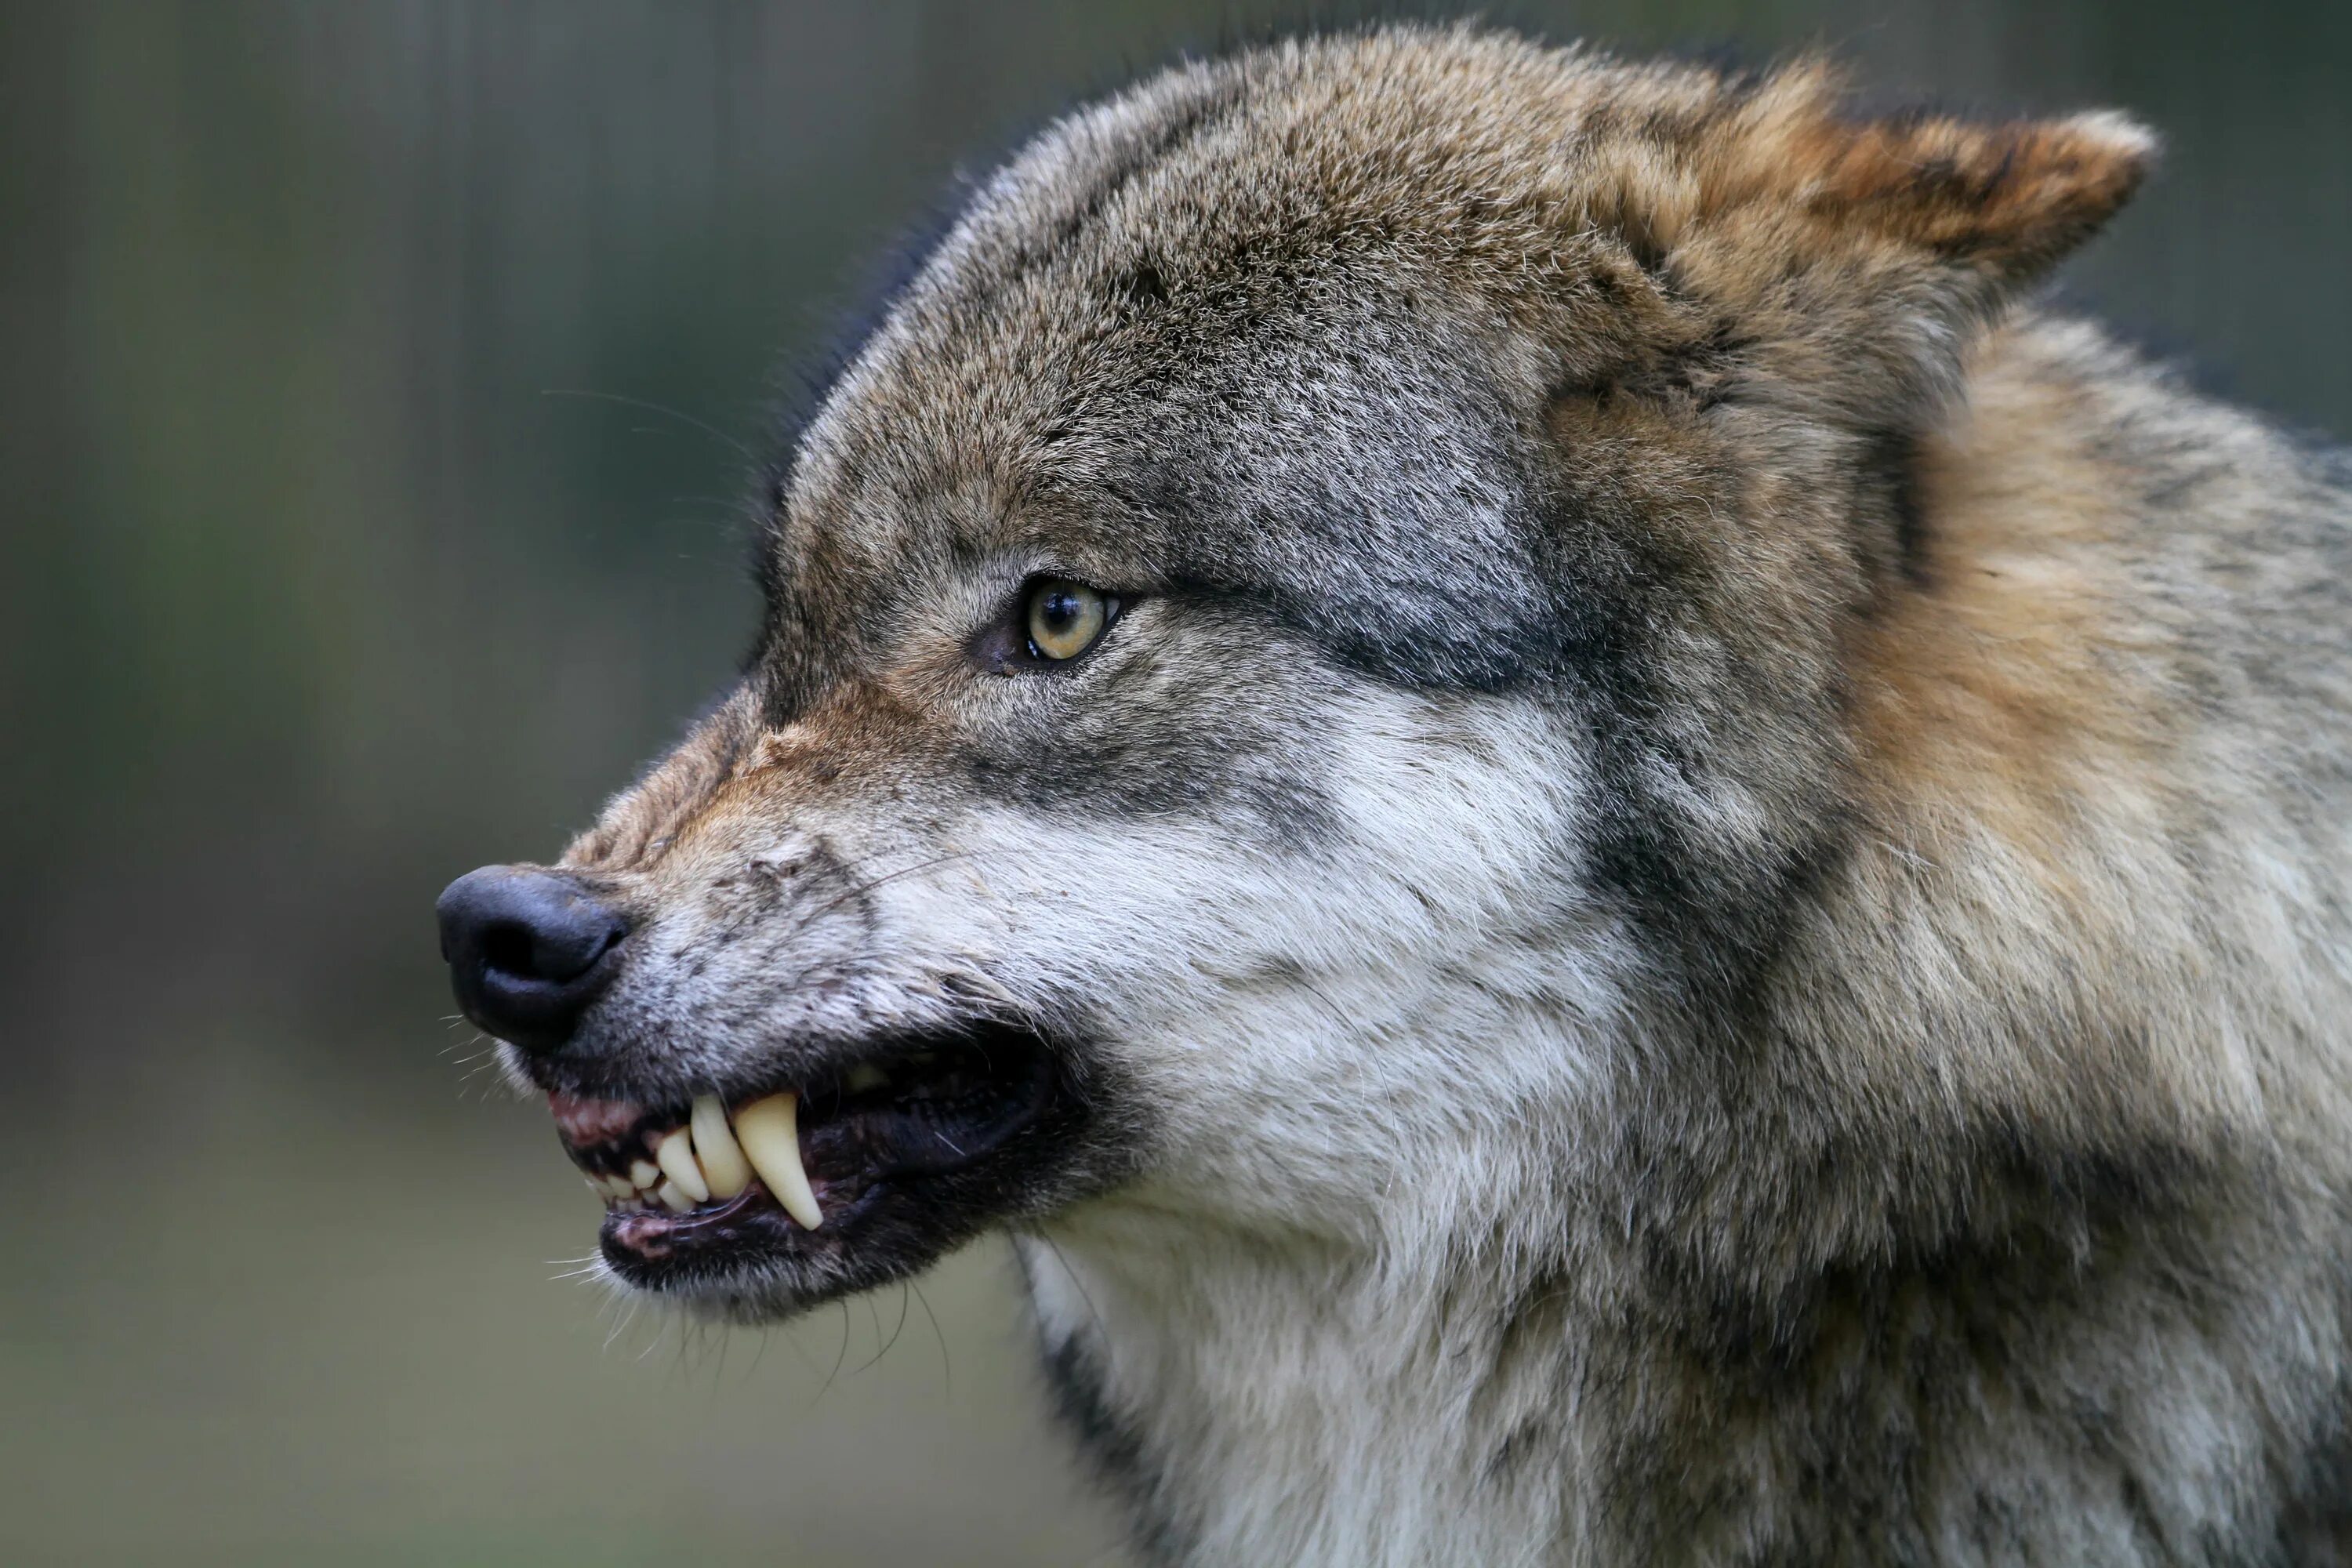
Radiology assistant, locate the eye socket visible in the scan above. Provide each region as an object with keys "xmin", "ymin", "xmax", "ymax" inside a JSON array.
[{"xmin": 1024, "ymin": 579, "xmax": 1117, "ymax": 662}]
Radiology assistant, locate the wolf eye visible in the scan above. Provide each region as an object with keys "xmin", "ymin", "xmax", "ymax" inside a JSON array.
[{"xmin": 1025, "ymin": 579, "xmax": 1116, "ymax": 661}]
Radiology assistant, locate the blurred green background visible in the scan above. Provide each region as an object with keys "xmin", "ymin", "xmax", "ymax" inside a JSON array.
[{"xmin": 3, "ymin": 2, "xmax": 2346, "ymax": 1563}]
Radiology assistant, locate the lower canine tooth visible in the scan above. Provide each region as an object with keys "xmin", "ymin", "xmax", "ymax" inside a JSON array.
[
  {"xmin": 655, "ymin": 1127, "xmax": 710, "ymax": 1203},
  {"xmin": 691, "ymin": 1095, "xmax": 751, "ymax": 1199},
  {"xmin": 655, "ymin": 1180, "xmax": 691, "ymax": 1214},
  {"xmin": 733, "ymin": 1092, "xmax": 823, "ymax": 1230}
]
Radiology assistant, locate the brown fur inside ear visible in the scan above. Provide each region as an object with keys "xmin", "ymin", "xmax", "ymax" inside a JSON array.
[
  {"xmin": 1710, "ymin": 66, "xmax": 2157, "ymax": 280},
  {"xmin": 1805, "ymin": 109, "xmax": 2154, "ymax": 273}
]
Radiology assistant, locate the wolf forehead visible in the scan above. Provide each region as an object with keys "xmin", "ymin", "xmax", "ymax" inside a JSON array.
[{"xmin": 760, "ymin": 33, "xmax": 1739, "ymax": 699}]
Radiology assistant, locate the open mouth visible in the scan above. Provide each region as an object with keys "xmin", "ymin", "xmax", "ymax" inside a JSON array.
[{"xmin": 548, "ymin": 1022, "xmax": 1059, "ymax": 1295}]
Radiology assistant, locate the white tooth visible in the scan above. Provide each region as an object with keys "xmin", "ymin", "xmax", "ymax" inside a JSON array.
[
  {"xmin": 600, "ymin": 1174, "xmax": 635, "ymax": 1200},
  {"xmin": 627, "ymin": 1159, "xmax": 661, "ymax": 1192},
  {"xmin": 732, "ymin": 1092, "xmax": 822, "ymax": 1230},
  {"xmin": 655, "ymin": 1127, "xmax": 710, "ymax": 1203},
  {"xmin": 691, "ymin": 1095, "xmax": 752, "ymax": 1199},
  {"xmin": 844, "ymin": 1062, "xmax": 889, "ymax": 1094},
  {"xmin": 655, "ymin": 1180, "xmax": 691, "ymax": 1214}
]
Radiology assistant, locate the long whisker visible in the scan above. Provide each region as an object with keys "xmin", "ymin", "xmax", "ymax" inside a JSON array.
[
  {"xmin": 775, "ymin": 847, "xmax": 1010, "ymax": 947},
  {"xmin": 1040, "ymin": 1234, "xmax": 1112, "ymax": 1351},
  {"xmin": 910, "ymin": 1278, "xmax": 953, "ymax": 1396},
  {"xmin": 539, "ymin": 387, "xmax": 757, "ymax": 462},
  {"xmin": 835, "ymin": 1297, "xmax": 856, "ymax": 1391}
]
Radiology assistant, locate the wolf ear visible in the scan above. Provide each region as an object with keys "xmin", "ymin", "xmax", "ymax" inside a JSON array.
[
  {"xmin": 1748, "ymin": 84, "xmax": 2154, "ymax": 276},
  {"xmin": 1642, "ymin": 66, "xmax": 2156, "ymax": 415}
]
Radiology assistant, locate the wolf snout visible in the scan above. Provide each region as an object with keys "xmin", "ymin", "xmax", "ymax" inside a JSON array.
[{"xmin": 436, "ymin": 865, "xmax": 628, "ymax": 1054}]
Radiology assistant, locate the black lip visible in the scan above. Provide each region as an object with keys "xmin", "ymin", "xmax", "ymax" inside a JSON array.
[{"xmin": 598, "ymin": 1180, "xmax": 891, "ymax": 1286}]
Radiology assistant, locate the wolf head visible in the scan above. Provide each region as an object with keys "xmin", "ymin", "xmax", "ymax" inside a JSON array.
[{"xmin": 439, "ymin": 28, "xmax": 2151, "ymax": 1319}]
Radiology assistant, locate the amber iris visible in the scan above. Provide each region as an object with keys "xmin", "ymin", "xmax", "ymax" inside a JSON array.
[{"xmin": 1025, "ymin": 579, "xmax": 1112, "ymax": 660}]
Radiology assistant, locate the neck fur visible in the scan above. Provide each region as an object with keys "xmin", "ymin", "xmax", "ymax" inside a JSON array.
[{"xmin": 1019, "ymin": 1193, "xmax": 1593, "ymax": 1566}]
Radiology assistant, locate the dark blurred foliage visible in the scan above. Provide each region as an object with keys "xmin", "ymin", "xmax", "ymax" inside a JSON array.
[{"xmin": 2, "ymin": 2, "xmax": 2345, "ymax": 1561}]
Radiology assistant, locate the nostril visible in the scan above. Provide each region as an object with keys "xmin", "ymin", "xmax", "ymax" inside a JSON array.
[
  {"xmin": 480, "ymin": 913, "xmax": 625, "ymax": 985},
  {"xmin": 477, "ymin": 919, "xmax": 538, "ymax": 980}
]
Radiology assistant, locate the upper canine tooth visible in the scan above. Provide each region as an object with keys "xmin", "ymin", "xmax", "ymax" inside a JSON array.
[
  {"xmin": 655, "ymin": 1127, "xmax": 710, "ymax": 1203},
  {"xmin": 732, "ymin": 1092, "xmax": 822, "ymax": 1230},
  {"xmin": 691, "ymin": 1094, "xmax": 751, "ymax": 1199}
]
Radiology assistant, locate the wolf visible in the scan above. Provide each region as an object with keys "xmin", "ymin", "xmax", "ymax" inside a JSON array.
[{"xmin": 435, "ymin": 24, "xmax": 2352, "ymax": 1566}]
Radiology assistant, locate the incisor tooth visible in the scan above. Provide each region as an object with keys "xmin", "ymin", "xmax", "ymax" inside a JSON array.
[
  {"xmin": 655, "ymin": 1127, "xmax": 710, "ymax": 1203},
  {"xmin": 627, "ymin": 1159, "xmax": 661, "ymax": 1192},
  {"xmin": 732, "ymin": 1092, "xmax": 822, "ymax": 1229},
  {"xmin": 691, "ymin": 1094, "xmax": 751, "ymax": 1199},
  {"xmin": 600, "ymin": 1174, "xmax": 636, "ymax": 1200},
  {"xmin": 655, "ymin": 1180, "xmax": 691, "ymax": 1214}
]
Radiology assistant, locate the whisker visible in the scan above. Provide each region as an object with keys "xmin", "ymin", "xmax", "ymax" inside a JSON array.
[
  {"xmin": 539, "ymin": 387, "xmax": 757, "ymax": 461},
  {"xmin": 1040, "ymin": 1235, "xmax": 1112, "ymax": 1352},
  {"xmin": 911, "ymin": 1278, "xmax": 952, "ymax": 1396},
  {"xmin": 815, "ymin": 1298, "xmax": 854, "ymax": 1404},
  {"xmin": 775, "ymin": 846, "xmax": 1011, "ymax": 949}
]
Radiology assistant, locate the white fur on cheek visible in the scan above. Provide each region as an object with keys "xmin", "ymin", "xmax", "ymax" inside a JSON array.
[{"xmin": 872, "ymin": 688, "xmax": 1637, "ymax": 1236}]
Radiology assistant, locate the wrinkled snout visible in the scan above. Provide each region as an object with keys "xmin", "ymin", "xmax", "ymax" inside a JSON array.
[{"xmin": 436, "ymin": 865, "xmax": 628, "ymax": 1054}]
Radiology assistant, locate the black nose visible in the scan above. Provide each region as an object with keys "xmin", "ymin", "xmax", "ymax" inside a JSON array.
[{"xmin": 436, "ymin": 866, "xmax": 629, "ymax": 1054}]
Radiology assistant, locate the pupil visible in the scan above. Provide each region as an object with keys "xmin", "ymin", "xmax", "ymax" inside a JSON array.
[{"xmin": 1043, "ymin": 591, "xmax": 1079, "ymax": 630}]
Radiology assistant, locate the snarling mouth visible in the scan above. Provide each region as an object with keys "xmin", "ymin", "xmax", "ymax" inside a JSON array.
[{"xmin": 546, "ymin": 1023, "xmax": 1063, "ymax": 1302}]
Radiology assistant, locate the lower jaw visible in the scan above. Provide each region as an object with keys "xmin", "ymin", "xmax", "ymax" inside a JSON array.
[
  {"xmin": 597, "ymin": 1171, "xmax": 880, "ymax": 1279},
  {"xmin": 597, "ymin": 1181, "xmax": 985, "ymax": 1320},
  {"xmin": 603, "ymin": 1186, "xmax": 790, "ymax": 1265}
]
